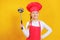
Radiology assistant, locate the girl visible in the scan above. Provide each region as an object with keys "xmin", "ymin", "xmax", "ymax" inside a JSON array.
[{"xmin": 20, "ymin": 2, "xmax": 52, "ymax": 40}]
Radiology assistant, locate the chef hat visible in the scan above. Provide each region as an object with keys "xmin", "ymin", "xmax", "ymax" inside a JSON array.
[{"xmin": 26, "ymin": 2, "xmax": 42, "ymax": 12}]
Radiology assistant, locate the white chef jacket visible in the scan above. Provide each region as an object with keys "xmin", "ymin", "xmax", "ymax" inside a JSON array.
[{"xmin": 21, "ymin": 20, "xmax": 52, "ymax": 39}]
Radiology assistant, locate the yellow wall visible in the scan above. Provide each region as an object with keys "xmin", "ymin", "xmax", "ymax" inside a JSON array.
[{"xmin": 0, "ymin": 0, "xmax": 60, "ymax": 40}]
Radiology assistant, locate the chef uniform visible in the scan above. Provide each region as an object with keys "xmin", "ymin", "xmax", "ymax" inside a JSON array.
[
  {"xmin": 21, "ymin": 2, "xmax": 52, "ymax": 40},
  {"xmin": 26, "ymin": 2, "xmax": 42, "ymax": 40}
]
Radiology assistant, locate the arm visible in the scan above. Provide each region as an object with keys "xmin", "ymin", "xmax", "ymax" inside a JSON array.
[
  {"xmin": 40, "ymin": 21, "xmax": 52, "ymax": 39},
  {"xmin": 21, "ymin": 21, "xmax": 29, "ymax": 38}
]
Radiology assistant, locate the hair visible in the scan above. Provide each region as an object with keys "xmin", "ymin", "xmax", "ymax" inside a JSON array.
[
  {"xmin": 30, "ymin": 15, "xmax": 32, "ymax": 20},
  {"xmin": 27, "ymin": 14, "xmax": 32, "ymax": 29}
]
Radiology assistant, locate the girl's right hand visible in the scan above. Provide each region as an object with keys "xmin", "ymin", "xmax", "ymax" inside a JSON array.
[
  {"xmin": 20, "ymin": 24, "xmax": 24, "ymax": 27},
  {"xmin": 20, "ymin": 24, "xmax": 24, "ymax": 30}
]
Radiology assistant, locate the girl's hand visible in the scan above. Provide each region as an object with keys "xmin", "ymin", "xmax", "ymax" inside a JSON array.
[
  {"xmin": 20, "ymin": 24, "xmax": 24, "ymax": 27},
  {"xmin": 20, "ymin": 24, "xmax": 24, "ymax": 30}
]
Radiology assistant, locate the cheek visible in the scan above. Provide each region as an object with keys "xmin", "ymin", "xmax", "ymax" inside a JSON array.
[
  {"xmin": 37, "ymin": 14, "xmax": 39, "ymax": 17},
  {"xmin": 31, "ymin": 14, "xmax": 34, "ymax": 17}
]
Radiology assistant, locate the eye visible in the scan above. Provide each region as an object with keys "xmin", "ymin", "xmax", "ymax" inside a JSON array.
[{"xmin": 35, "ymin": 12, "xmax": 38, "ymax": 14}]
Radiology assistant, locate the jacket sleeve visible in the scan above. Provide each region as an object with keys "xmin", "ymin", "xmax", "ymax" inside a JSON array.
[{"xmin": 40, "ymin": 21, "xmax": 52, "ymax": 39}]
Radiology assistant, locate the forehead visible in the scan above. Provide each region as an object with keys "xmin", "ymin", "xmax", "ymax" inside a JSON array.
[{"xmin": 32, "ymin": 11, "xmax": 38, "ymax": 13}]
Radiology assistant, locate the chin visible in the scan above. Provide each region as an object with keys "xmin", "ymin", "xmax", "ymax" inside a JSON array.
[{"xmin": 34, "ymin": 17, "xmax": 38, "ymax": 19}]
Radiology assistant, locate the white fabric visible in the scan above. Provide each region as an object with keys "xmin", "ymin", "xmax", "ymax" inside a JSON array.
[{"xmin": 22, "ymin": 20, "xmax": 52, "ymax": 40}]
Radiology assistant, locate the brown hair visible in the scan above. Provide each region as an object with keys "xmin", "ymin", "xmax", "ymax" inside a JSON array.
[
  {"xmin": 27, "ymin": 14, "xmax": 32, "ymax": 29},
  {"xmin": 30, "ymin": 14, "xmax": 32, "ymax": 21}
]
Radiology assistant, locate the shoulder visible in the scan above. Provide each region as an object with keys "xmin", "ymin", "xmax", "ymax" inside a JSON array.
[
  {"xmin": 26, "ymin": 21, "xmax": 31, "ymax": 26},
  {"xmin": 38, "ymin": 20, "xmax": 45, "ymax": 28},
  {"xmin": 39, "ymin": 20, "xmax": 47, "ymax": 27},
  {"xmin": 39, "ymin": 20, "xmax": 45, "ymax": 24}
]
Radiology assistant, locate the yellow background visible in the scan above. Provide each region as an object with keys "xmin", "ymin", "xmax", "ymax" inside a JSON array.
[{"xmin": 0, "ymin": 0, "xmax": 60, "ymax": 40}]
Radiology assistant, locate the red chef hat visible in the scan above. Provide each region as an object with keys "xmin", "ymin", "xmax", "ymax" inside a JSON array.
[{"xmin": 26, "ymin": 2, "xmax": 42, "ymax": 12}]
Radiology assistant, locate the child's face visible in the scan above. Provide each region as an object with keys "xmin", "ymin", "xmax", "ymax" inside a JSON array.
[{"xmin": 31, "ymin": 11, "xmax": 39, "ymax": 20}]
